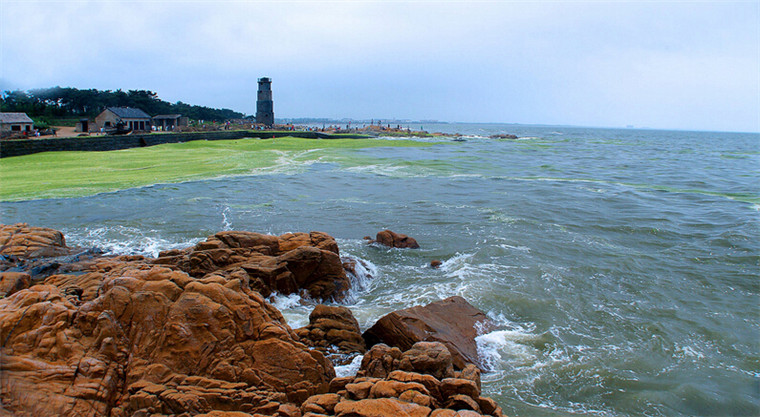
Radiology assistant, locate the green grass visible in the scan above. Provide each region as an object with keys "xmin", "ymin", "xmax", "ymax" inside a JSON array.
[{"xmin": 0, "ymin": 136, "xmax": 440, "ymax": 201}]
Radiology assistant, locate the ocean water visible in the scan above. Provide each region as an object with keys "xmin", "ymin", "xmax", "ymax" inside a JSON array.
[{"xmin": 1, "ymin": 124, "xmax": 758, "ymax": 416}]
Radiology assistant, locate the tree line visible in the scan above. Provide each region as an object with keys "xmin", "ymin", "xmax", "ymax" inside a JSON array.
[{"xmin": 0, "ymin": 87, "xmax": 245, "ymax": 122}]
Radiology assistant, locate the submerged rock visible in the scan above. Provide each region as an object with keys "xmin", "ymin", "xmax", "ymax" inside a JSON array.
[{"xmin": 362, "ymin": 296, "xmax": 495, "ymax": 369}]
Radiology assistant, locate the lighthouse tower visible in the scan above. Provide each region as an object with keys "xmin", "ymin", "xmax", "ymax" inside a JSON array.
[{"xmin": 255, "ymin": 77, "xmax": 274, "ymax": 126}]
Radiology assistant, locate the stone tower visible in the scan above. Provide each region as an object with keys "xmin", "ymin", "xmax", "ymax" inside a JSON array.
[{"xmin": 255, "ymin": 77, "xmax": 274, "ymax": 126}]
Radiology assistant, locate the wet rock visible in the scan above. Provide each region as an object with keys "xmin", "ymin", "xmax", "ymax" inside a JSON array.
[
  {"xmin": 362, "ymin": 296, "xmax": 495, "ymax": 369},
  {"xmin": 399, "ymin": 342, "xmax": 456, "ymax": 380},
  {"xmin": 154, "ymin": 231, "xmax": 351, "ymax": 302},
  {"xmin": 372, "ymin": 230, "xmax": 420, "ymax": 249},
  {"xmin": 301, "ymin": 342, "xmax": 505, "ymax": 417},
  {"xmin": 0, "ymin": 223, "xmax": 72, "ymax": 258},
  {"xmin": 430, "ymin": 260, "xmax": 443, "ymax": 269},
  {"xmin": 357, "ymin": 344, "xmax": 404, "ymax": 379},
  {"xmin": 0, "ymin": 251, "xmax": 334, "ymax": 416},
  {"xmin": 296, "ymin": 304, "xmax": 367, "ymax": 361}
]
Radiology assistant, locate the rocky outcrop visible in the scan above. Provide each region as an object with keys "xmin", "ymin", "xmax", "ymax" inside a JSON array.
[
  {"xmin": 0, "ymin": 223, "xmax": 72, "ymax": 258},
  {"xmin": 371, "ymin": 230, "xmax": 420, "ymax": 249},
  {"xmin": 0, "ymin": 227, "xmax": 337, "ymax": 417},
  {"xmin": 155, "ymin": 231, "xmax": 351, "ymax": 302},
  {"xmin": 0, "ymin": 225, "xmax": 506, "ymax": 417},
  {"xmin": 295, "ymin": 304, "xmax": 366, "ymax": 362},
  {"xmin": 489, "ymin": 134, "xmax": 517, "ymax": 140},
  {"xmin": 300, "ymin": 341, "xmax": 505, "ymax": 417},
  {"xmin": 363, "ymin": 296, "xmax": 495, "ymax": 369},
  {"xmin": 0, "ymin": 271, "xmax": 31, "ymax": 296}
]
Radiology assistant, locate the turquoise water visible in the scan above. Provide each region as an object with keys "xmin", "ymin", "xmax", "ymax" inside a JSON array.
[{"xmin": 1, "ymin": 124, "xmax": 758, "ymax": 416}]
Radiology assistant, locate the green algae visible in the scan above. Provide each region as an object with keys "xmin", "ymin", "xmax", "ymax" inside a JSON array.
[{"xmin": 0, "ymin": 137, "xmax": 441, "ymax": 201}]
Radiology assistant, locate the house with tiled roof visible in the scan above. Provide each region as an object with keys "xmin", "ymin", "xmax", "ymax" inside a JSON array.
[
  {"xmin": 152, "ymin": 114, "xmax": 188, "ymax": 131},
  {"xmin": 95, "ymin": 107, "xmax": 152, "ymax": 132},
  {"xmin": 0, "ymin": 112, "xmax": 34, "ymax": 138}
]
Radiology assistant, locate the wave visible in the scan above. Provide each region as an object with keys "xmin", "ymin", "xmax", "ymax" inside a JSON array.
[{"xmin": 63, "ymin": 225, "xmax": 201, "ymax": 257}]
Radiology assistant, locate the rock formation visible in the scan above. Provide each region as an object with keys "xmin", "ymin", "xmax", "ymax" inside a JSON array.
[
  {"xmin": 362, "ymin": 296, "xmax": 496, "ymax": 369},
  {"xmin": 295, "ymin": 304, "xmax": 366, "ymax": 363},
  {"xmin": 300, "ymin": 341, "xmax": 504, "ymax": 416},
  {"xmin": 0, "ymin": 253, "xmax": 335, "ymax": 416},
  {"xmin": 0, "ymin": 224, "xmax": 506, "ymax": 417},
  {"xmin": 371, "ymin": 230, "xmax": 420, "ymax": 249},
  {"xmin": 154, "ymin": 231, "xmax": 351, "ymax": 302},
  {"xmin": 0, "ymin": 223, "xmax": 72, "ymax": 259}
]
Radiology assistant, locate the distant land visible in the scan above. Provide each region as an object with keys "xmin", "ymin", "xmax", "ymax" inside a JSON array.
[{"xmin": 277, "ymin": 117, "xmax": 448, "ymax": 125}]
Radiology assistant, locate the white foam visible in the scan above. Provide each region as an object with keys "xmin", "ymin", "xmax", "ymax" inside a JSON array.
[
  {"xmin": 334, "ymin": 354, "xmax": 363, "ymax": 378},
  {"xmin": 221, "ymin": 205, "xmax": 233, "ymax": 231},
  {"xmin": 476, "ymin": 329, "xmax": 542, "ymax": 371},
  {"xmin": 270, "ymin": 292, "xmax": 303, "ymax": 310},
  {"xmin": 675, "ymin": 345, "xmax": 705, "ymax": 359},
  {"xmin": 65, "ymin": 225, "xmax": 200, "ymax": 257},
  {"xmin": 343, "ymin": 255, "xmax": 377, "ymax": 291},
  {"xmin": 270, "ymin": 292, "xmax": 311, "ymax": 329}
]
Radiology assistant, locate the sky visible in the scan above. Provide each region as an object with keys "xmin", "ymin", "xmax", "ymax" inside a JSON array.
[{"xmin": 1, "ymin": 0, "xmax": 758, "ymax": 132}]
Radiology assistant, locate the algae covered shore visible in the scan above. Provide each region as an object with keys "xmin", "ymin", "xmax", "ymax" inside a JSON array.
[{"xmin": 0, "ymin": 136, "xmax": 442, "ymax": 202}]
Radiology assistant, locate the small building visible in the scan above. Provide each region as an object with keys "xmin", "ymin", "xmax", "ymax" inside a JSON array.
[
  {"xmin": 95, "ymin": 107, "xmax": 152, "ymax": 132},
  {"xmin": 75, "ymin": 118, "xmax": 92, "ymax": 133},
  {"xmin": 152, "ymin": 114, "xmax": 188, "ymax": 131},
  {"xmin": 0, "ymin": 112, "xmax": 34, "ymax": 138}
]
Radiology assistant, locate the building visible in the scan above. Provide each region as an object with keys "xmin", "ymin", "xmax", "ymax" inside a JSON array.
[
  {"xmin": 95, "ymin": 107, "xmax": 152, "ymax": 132},
  {"xmin": 75, "ymin": 118, "xmax": 92, "ymax": 133},
  {"xmin": 0, "ymin": 112, "xmax": 33, "ymax": 138},
  {"xmin": 152, "ymin": 114, "xmax": 189, "ymax": 131},
  {"xmin": 255, "ymin": 77, "xmax": 274, "ymax": 126}
]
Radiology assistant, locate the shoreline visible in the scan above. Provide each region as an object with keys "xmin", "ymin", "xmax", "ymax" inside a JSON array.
[
  {"xmin": 0, "ymin": 223, "xmax": 507, "ymax": 417},
  {"xmin": 0, "ymin": 130, "xmax": 373, "ymax": 159}
]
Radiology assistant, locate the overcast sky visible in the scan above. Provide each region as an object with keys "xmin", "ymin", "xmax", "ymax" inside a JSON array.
[{"xmin": 1, "ymin": 1, "xmax": 758, "ymax": 132}]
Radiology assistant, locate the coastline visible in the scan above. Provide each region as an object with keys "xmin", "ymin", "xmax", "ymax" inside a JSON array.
[{"xmin": 0, "ymin": 223, "xmax": 506, "ymax": 417}]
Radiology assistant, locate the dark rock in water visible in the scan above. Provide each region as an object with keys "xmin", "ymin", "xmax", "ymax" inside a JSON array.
[
  {"xmin": 362, "ymin": 296, "xmax": 495, "ymax": 369},
  {"xmin": 372, "ymin": 230, "xmax": 420, "ymax": 249},
  {"xmin": 489, "ymin": 133, "xmax": 518, "ymax": 139},
  {"xmin": 296, "ymin": 304, "xmax": 367, "ymax": 362},
  {"xmin": 430, "ymin": 260, "xmax": 442, "ymax": 269}
]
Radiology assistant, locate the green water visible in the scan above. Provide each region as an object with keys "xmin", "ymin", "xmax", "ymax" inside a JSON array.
[{"xmin": 0, "ymin": 137, "xmax": 439, "ymax": 201}]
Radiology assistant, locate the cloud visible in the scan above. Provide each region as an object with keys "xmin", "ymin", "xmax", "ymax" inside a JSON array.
[{"xmin": 1, "ymin": 0, "xmax": 757, "ymax": 131}]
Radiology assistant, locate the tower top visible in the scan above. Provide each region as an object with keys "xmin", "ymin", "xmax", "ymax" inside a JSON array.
[{"xmin": 258, "ymin": 77, "xmax": 271, "ymax": 83}]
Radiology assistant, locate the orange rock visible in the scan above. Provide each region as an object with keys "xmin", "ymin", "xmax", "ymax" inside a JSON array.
[
  {"xmin": 440, "ymin": 378, "xmax": 480, "ymax": 401},
  {"xmin": 0, "ymin": 223, "xmax": 71, "ymax": 258},
  {"xmin": 0, "ymin": 272, "xmax": 31, "ymax": 296},
  {"xmin": 333, "ymin": 398, "xmax": 431, "ymax": 417},
  {"xmin": 154, "ymin": 230, "xmax": 351, "ymax": 301},
  {"xmin": 296, "ymin": 304, "xmax": 366, "ymax": 357},
  {"xmin": 0, "ymin": 250, "xmax": 334, "ymax": 416},
  {"xmin": 373, "ymin": 230, "xmax": 420, "ymax": 249},
  {"xmin": 362, "ymin": 296, "xmax": 495, "ymax": 370}
]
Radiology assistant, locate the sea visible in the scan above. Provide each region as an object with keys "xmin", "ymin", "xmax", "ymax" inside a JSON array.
[{"xmin": 1, "ymin": 123, "xmax": 758, "ymax": 416}]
